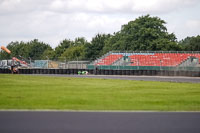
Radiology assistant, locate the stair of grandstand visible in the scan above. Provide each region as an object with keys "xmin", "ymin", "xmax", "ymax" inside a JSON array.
[
  {"xmin": 95, "ymin": 54, "xmax": 123, "ymax": 65},
  {"xmin": 112, "ymin": 56, "xmax": 131, "ymax": 66},
  {"xmin": 179, "ymin": 56, "xmax": 199, "ymax": 67}
]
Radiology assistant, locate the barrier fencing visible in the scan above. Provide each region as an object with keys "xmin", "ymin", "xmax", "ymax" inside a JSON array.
[
  {"xmin": 0, "ymin": 59, "xmax": 90, "ymax": 69},
  {"xmin": 0, "ymin": 51, "xmax": 200, "ymax": 74}
]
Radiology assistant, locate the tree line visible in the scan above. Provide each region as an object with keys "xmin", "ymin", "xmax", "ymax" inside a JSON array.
[{"xmin": 0, "ymin": 15, "xmax": 200, "ymax": 61}]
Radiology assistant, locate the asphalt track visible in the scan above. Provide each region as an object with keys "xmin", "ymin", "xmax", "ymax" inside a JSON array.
[
  {"xmin": 32, "ymin": 74, "xmax": 200, "ymax": 83},
  {"xmin": 0, "ymin": 111, "xmax": 200, "ymax": 133}
]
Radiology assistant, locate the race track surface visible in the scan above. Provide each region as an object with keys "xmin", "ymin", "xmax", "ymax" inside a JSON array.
[
  {"xmin": 32, "ymin": 74, "xmax": 200, "ymax": 83},
  {"xmin": 0, "ymin": 111, "xmax": 200, "ymax": 133}
]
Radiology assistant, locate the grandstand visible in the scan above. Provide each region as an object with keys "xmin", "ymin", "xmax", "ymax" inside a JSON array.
[
  {"xmin": 90, "ymin": 51, "xmax": 200, "ymax": 71},
  {"xmin": 1, "ymin": 51, "xmax": 200, "ymax": 76}
]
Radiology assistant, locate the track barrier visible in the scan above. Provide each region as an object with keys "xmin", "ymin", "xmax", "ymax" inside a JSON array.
[{"xmin": 0, "ymin": 68, "xmax": 200, "ymax": 77}]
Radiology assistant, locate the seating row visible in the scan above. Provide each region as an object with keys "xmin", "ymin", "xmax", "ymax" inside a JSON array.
[{"xmin": 94, "ymin": 53, "xmax": 200, "ymax": 66}]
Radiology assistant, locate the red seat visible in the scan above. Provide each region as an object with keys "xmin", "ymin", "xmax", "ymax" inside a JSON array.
[{"xmin": 129, "ymin": 53, "xmax": 200, "ymax": 66}]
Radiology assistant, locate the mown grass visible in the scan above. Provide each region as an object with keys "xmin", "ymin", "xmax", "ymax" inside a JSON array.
[{"xmin": 0, "ymin": 74, "xmax": 200, "ymax": 111}]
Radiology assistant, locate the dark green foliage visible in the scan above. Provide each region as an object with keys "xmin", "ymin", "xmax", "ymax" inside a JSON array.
[
  {"xmin": 60, "ymin": 45, "xmax": 85, "ymax": 60},
  {"xmin": 41, "ymin": 48, "xmax": 55, "ymax": 60},
  {"xmin": 179, "ymin": 35, "xmax": 200, "ymax": 51},
  {"xmin": 28, "ymin": 39, "xmax": 52, "ymax": 60},
  {"xmin": 54, "ymin": 39, "xmax": 73, "ymax": 59},
  {"xmin": 74, "ymin": 37, "xmax": 88, "ymax": 46},
  {"xmin": 0, "ymin": 41, "xmax": 28, "ymax": 60},
  {"xmin": 59, "ymin": 37, "xmax": 88, "ymax": 60},
  {"xmin": 85, "ymin": 34, "xmax": 111, "ymax": 60},
  {"xmin": 0, "ymin": 39, "xmax": 51, "ymax": 60},
  {"xmin": 104, "ymin": 15, "xmax": 181, "ymax": 52}
]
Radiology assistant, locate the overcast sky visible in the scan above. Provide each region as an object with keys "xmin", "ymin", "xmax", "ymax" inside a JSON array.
[{"xmin": 0, "ymin": 0, "xmax": 200, "ymax": 48}]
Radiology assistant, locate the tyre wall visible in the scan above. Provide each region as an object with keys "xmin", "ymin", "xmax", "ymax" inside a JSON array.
[{"xmin": 0, "ymin": 69, "xmax": 199, "ymax": 77}]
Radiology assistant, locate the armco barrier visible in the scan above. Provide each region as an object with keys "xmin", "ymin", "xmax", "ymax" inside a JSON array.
[{"xmin": 0, "ymin": 68, "xmax": 200, "ymax": 77}]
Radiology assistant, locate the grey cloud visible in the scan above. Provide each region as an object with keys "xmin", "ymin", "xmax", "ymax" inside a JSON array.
[
  {"xmin": 0, "ymin": 0, "xmax": 200, "ymax": 47},
  {"xmin": 0, "ymin": 0, "xmax": 199, "ymax": 15},
  {"xmin": 47, "ymin": 0, "xmax": 199, "ymax": 14}
]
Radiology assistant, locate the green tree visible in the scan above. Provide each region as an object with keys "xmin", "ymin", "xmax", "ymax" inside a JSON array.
[
  {"xmin": 0, "ymin": 41, "xmax": 18, "ymax": 60},
  {"xmin": 60, "ymin": 45, "xmax": 85, "ymax": 60},
  {"xmin": 0, "ymin": 41, "xmax": 30, "ymax": 60},
  {"xmin": 74, "ymin": 37, "xmax": 88, "ymax": 46},
  {"xmin": 54, "ymin": 39, "xmax": 73, "ymax": 59},
  {"xmin": 103, "ymin": 32, "xmax": 123, "ymax": 53},
  {"xmin": 179, "ymin": 35, "xmax": 200, "ymax": 51},
  {"xmin": 59, "ymin": 37, "xmax": 88, "ymax": 60},
  {"xmin": 41, "ymin": 48, "xmax": 55, "ymax": 60},
  {"xmin": 0, "ymin": 39, "xmax": 52, "ymax": 60},
  {"xmin": 85, "ymin": 33, "xmax": 111, "ymax": 60},
  {"xmin": 28, "ymin": 39, "xmax": 51, "ymax": 60},
  {"xmin": 104, "ymin": 15, "xmax": 181, "ymax": 52}
]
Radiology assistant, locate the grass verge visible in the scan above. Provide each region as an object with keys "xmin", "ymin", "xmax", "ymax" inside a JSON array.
[{"xmin": 0, "ymin": 74, "xmax": 200, "ymax": 111}]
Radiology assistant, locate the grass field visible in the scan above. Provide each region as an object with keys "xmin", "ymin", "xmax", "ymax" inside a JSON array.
[{"xmin": 0, "ymin": 74, "xmax": 200, "ymax": 111}]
